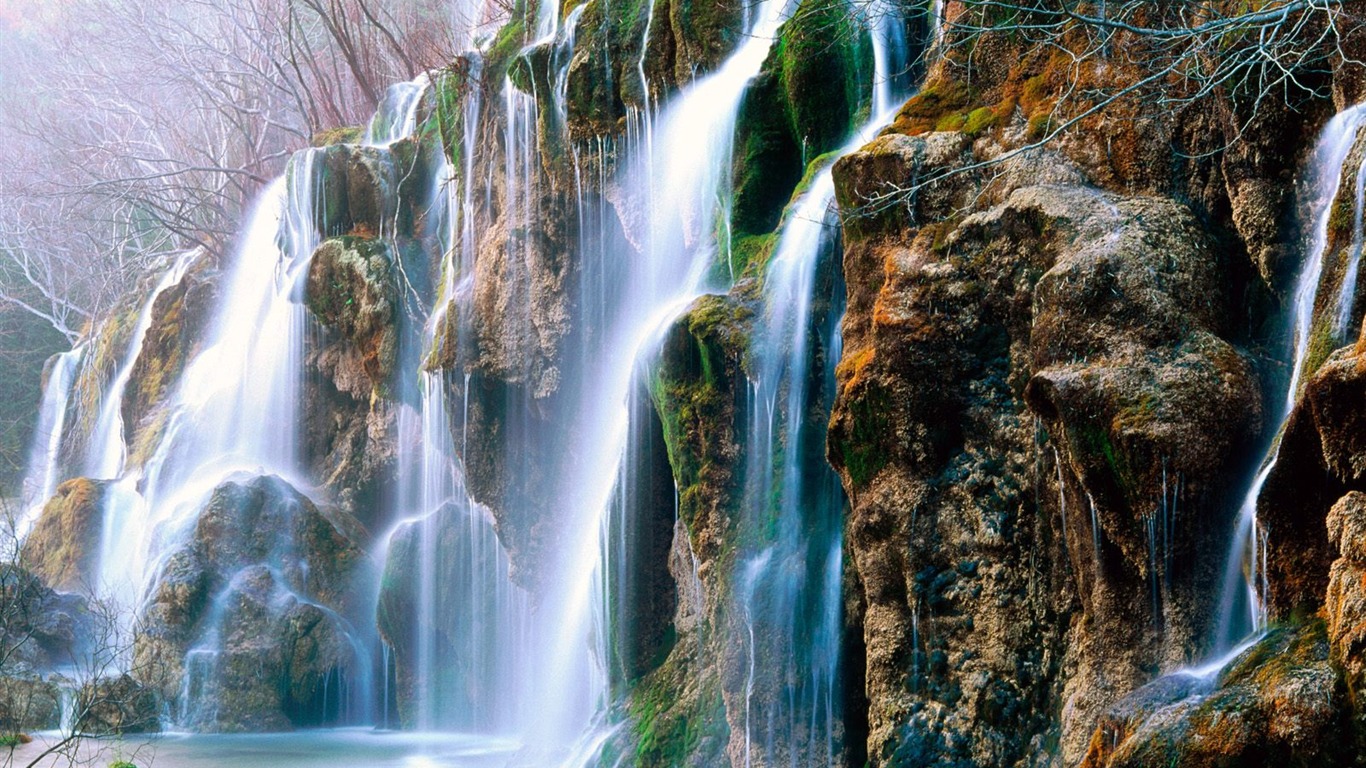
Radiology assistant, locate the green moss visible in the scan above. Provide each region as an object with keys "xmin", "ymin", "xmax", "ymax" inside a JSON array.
[
  {"xmin": 733, "ymin": 233, "xmax": 778, "ymax": 277},
  {"xmin": 935, "ymin": 113, "xmax": 967, "ymax": 132},
  {"xmin": 836, "ymin": 383, "xmax": 891, "ymax": 487},
  {"xmin": 890, "ymin": 79, "xmax": 976, "ymax": 135},
  {"xmin": 962, "ymin": 106, "xmax": 999, "ymax": 136},
  {"xmin": 0, "ymin": 734, "xmax": 20, "ymax": 748},
  {"xmin": 485, "ymin": 4, "xmax": 530, "ymax": 81},
  {"xmin": 1301, "ymin": 318, "xmax": 1341, "ymax": 394},
  {"xmin": 311, "ymin": 126, "xmax": 363, "ymax": 147},
  {"xmin": 1073, "ymin": 422, "xmax": 1136, "ymax": 498},
  {"xmin": 1329, "ymin": 194, "xmax": 1356, "ymax": 240},
  {"xmin": 431, "ymin": 63, "xmax": 472, "ymax": 168},
  {"xmin": 729, "ymin": 0, "xmax": 871, "ymax": 275},
  {"xmin": 648, "ymin": 296, "xmax": 752, "ymax": 538},
  {"xmin": 1026, "ymin": 112, "xmax": 1054, "ymax": 140},
  {"xmin": 627, "ymin": 661, "xmax": 727, "ymax": 766}
]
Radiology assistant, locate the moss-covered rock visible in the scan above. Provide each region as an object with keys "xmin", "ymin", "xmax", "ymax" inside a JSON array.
[
  {"xmin": 305, "ymin": 237, "xmax": 398, "ymax": 395},
  {"xmin": 1080, "ymin": 622, "xmax": 1350, "ymax": 767},
  {"xmin": 133, "ymin": 474, "xmax": 367, "ymax": 731},
  {"xmin": 731, "ymin": 0, "xmax": 873, "ymax": 245},
  {"xmin": 21, "ymin": 478, "xmax": 108, "ymax": 593}
]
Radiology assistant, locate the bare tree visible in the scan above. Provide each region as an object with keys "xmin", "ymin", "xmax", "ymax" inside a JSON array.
[
  {"xmin": 0, "ymin": 504, "xmax": 157, "ymax": 768},
  {"xmin": 0, "ymin": 0, "xmax": 465, "ymax": 342},
  {"xmin": 853, "ymin": 0, "xmax": 1362, "ymax": 215}
]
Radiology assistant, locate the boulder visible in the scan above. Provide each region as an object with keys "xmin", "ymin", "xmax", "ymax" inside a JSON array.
[
  {"xmin": 133, "ymin": 474, "xmax": 367, "ymax": 731},
  {"xmin": 77, "ymin": 674, "xmax": 160, "ymax": 734},
  {"xmin": 0, "ymin": 677, "xmax": 61, "ymax": 734},
  {"xmin": 21, "ymin": 478, "xmax": 108, "ymax": 592},
  {"xmin": 376, "ymin": 499, "xmax": 518, "ymax": 730},
  {"xmin": 1079, "ymin": 623, "xmax": 1349, "ymax": 767}
]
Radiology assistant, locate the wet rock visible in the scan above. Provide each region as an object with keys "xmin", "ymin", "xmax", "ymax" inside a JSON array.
[
  {"xmin": 0, "ymin": 677, "xmax": 61, "ymax": 733},
  {"xmin": 0, "ymin": 565, "xmax": 94, "ymax": 671},
  {"xmin": 123, "ymin": 250, "xmax": 218, "ymax": 468},
  {"xmin": 77, "ymin": 674, "xmax": 160, "ymax": 734},
  {"xmin": 306, "ymin": 237, "xmax": 398, "ymax": 394},
  {"xmin": 1079, "ymin": 622, "xmax": 1349, "ymax": 768},
  {"xmin": 314, "ymin": 145, "xmax": 396, "ymax": 238},
  {"xmin": 731, "ymin": 0, "xmax": 872, "ymax": 241},
  {"xmin": 183, "ymin": 565, "xmax": 362, "ymax": 732},
  {"xmin": 20, "ymin": 478, "xmax": 108, "ymax": 592},
  {"xmin": 829, "ymin": 134, "xmax": 1260, "ymax": 764},
  {"xmin": 376, "ymin": 499, "xmax": 515, "ymax": 729},
  {"xmin": 1259, "ymin": 341, "xmax": 1366, "ymax": 619},
  {"xmin": 133, "ymin": 474, "xmax": 367, "ymax": 731}
]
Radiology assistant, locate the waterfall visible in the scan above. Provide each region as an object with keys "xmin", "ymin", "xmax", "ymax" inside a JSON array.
[
  {"xmin": 85, "ymin": 250, "xmax": 198, "ymax": 481},
  {"xmin": 1211, "ymin": 102, "xmax": 1366, "ymax": 656},
  {"xmin": 365, "ymin": 75, "xmax": 431, "ymax": 148},
  {"xmin": 15, "ymin": 346, "xmax": 84, "ymax": 542},
  {"xmin": 493, "ymin": 0, "xmax": 801, "ymax": 757},
  {"xmin": 733, "ymin": 1, "xmax": 913, "ymax": 760}
]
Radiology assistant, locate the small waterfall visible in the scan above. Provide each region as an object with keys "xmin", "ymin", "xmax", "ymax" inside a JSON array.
[
  {"xmin": 365, "ymin": 75, "xmax": 431, "ymax": 148},
  {"xmin": 1284, "ymin": 104, "xmax": 1366, "ymax": 408},
  {"xmin": 85, "ymin": 250, "xmax": 197, "ymax": 480},
  {"xmin": 16, "ymin": 346, "xmax": 84, "ymax": 541},
  {"xmin": 1211, "ymin": 102, "xmax": 1366, "ymax": 655},
  {"xmin": 507, "ymin": 0, "xmax": 800, "ymax": 757},
  {"xmin": 733, "ymin": 1, "xmax": 912, "ymax": 760}
]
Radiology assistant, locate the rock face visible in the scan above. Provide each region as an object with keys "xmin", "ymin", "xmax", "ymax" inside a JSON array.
[
  {"xmin": 303, "ymin": 236, "xmax": 401, "ymax": 526},
  {"xmin": 1260, "ymin": 338, "xmax": 1366, "ymax": 621},
  {"xmin": 133, "ymin": 474, "xmax": 367, "ymax": 732},
  {"xmin": 306, "ymin": 237, "xmax": 398, "ymax": 394},
  {"xmin": 828, "ymin": 129, "xmax": 1261, "ymax": 763},
  {"xmin": 1079, "ymin": 623, "xmax": 1349, "ymax": 767},
  {"xmin": 21, "ymin": 478, "xmax": 109, "ymax": 592}
]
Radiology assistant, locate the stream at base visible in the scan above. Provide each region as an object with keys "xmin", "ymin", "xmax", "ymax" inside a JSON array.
[{"xmin": 11, "ymin": 730, "xmax": 521, "ymax": 768}]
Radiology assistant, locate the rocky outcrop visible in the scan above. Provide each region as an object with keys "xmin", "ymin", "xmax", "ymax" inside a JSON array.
[
  {"xmin": 123, "ymin": 250, "xmax": 217, "ymax": 468},
  {"xmin": 20, "ymin": 478, "xmax": 108, "ymax": 592},
  {"xmin": 1079, "ymin": 622, "xmax": 1349, "ymax": 767},
  {"xmin": 1259, "ymin": 339, "xmax": 1366, "ymax": 620},
  {"xmin": 829, "ymin": 130, "xmax": 1261, "ymax": 763},
  {"xmin": 303, "ymin": 236, "xmax": 400, "ymax": 525},
  {"xmin": 0, "ymin": 677, "xmax": 60, "ymax": 734},
  {"xmin": 612, "ymin": 293, "xmax": 754, "ymax": 767},
  {"xmin": 133, "ymin": 474, "xmax": 367, "ymax": 731},
  {"xmin": 306, "ymin": 237, "xmax": 399, "ymax": 394},
  {"xmin": 77, "ymin": 674, "xmax": 160, "ymax": 734}
]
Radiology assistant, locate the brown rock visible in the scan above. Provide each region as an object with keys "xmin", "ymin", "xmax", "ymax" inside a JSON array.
[{"xmin": 21, "ymin": 478, "xmax": 109, "ymax": 593}]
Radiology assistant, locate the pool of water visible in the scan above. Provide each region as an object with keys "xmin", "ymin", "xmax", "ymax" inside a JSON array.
[{"xmin": 10, "ymin": 729, "xmax": 522, "ymax": 767}]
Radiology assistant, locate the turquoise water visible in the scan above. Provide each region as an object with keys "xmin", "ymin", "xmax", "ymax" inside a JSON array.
[{"xmin": 10, "ymin": 730, "xmax": 521, "ymax": 767}]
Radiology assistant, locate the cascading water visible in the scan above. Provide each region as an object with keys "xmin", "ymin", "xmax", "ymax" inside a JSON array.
[
  {"xmin": 85, "ymin": 250, "xmax": 197, "ymax": 481},
  {"xmin": 487, "ymin": 0, "xmax": 803, "ymax": 758},
  {"xmin": 1212, "ymin": 102, "xmax": 1366, "ymax": 656},
  {"xmin": 15, "ymin": 346, "xmax": 83, "ymax": 542},
  {"xmin": 12, "ymin": 0, "xmax": 921, "ymax": 758},
  {"xmin": 732, "ymin": 3, "xmax": 912, "ymax": 760},
  {"xmin": 366, "ymin": 75, "xmax": 432, "ymax": 148}
]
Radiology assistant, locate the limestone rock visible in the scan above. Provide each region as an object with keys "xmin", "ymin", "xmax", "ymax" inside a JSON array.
[
  {"xmin": 1079, "ymin": 623, "xmax": 1348, "ymax": 768},
  {"xmin": 133, "ymin": 474, "xmax": 367, "ymax": 731},
  {"xmin": 21, "ymin": 478, "xmax": 108, "ymax": 593}
]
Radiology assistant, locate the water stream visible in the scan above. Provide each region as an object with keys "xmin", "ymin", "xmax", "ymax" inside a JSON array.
[{"xmin": 1211, "ymin": 102, "xmax": 1366, "ymax": 657}]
